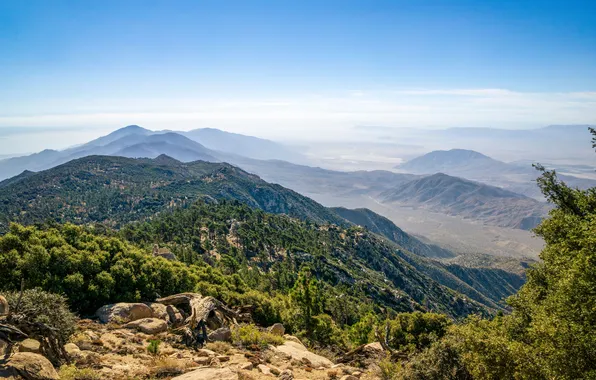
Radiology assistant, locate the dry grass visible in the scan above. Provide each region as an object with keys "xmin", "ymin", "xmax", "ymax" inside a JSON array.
[
  {"xmin": 150, "ymin": 357, "xmax": 187, "ymax": 378},
  {"xmin": 58, "ymin": 365, "xmax": 102, "ymax": 380},
  {"xmin": 205, "ymin": 341, "xmax": 233, "ymax": 354}
]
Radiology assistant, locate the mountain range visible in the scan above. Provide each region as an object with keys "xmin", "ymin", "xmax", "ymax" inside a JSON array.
[
  {"xmin": 0, "ymin": 154, "xmax": 526, "ymax": 313},
  {"xmin": 396, "ymin": 148, "xmax": 596, "ymax": 200},
  {"xmin": 0, "ymin": 126, "xmax": 555, "ymax": 232}
]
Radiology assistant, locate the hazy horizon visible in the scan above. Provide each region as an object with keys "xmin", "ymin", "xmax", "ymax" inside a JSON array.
[{"xmin": 2, "ymin": 1, "xmax": 596, "ymax": 153}]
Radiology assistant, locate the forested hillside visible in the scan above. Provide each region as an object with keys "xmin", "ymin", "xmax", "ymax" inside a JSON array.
[{"xmin": 0, "ymin": 155, "xmax": 346, "ymax": 231}]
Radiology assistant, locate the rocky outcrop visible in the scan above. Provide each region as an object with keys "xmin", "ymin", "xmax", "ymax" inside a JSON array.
[
  {"xmin": 171, "ymin": 367, "xmax": 237, "ymax": 380},
  {"xmin": 0, "ymin": 352, "xmax": 59, "ymax": 380},
  {"xmin": 275, "ymin": 341, "xmax": 334, "ymax": 368},
  {"xmin": 95, "ymin": 303, "xmax": 153, "ymax": 323},
  {"xmin": 125, "ymin": 318, "xmax": 168, "ymax": 335}
]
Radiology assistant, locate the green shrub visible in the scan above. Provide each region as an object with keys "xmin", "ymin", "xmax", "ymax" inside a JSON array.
[
  {"xmin": 232, "ymin": 324, "xmax": 284, "ymax": 348},
  {"xmin": 310, "ymin": 314, "xmax": 347, "ymax": 348},
  {"xmin": 386, "ymin": 312, "xmax": 451, "ymax": 353},
  {"xmin": 147, "ymin": 339, "xmax": 161, "ymax": 356},
  {"xmin": 376, "ymin": 355, "xmax": 401, "ymax": 380},
  {"xmin": 4, "ymin": 288, "xmax": 77, "ymax": 341}
]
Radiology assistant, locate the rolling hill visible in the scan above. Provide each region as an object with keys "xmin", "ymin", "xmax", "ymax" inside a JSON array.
[
  {"xmin": 381, "ymin": 173, "xmax": 550, "ymax": 230},
  {"xmin": 396, "ymin": 148, "xmax": 596, "ymax": 199}
]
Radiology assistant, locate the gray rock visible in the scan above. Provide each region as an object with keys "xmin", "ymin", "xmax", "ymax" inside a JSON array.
[
  {"xmin": 1, "ymin": 352, "xmax": 59, "ymax": 379},
  {"xmin": 171, "ymin": 367, "xmax": 238, "ymax": 380},
  {"xmin": 125, "ymin": 317, "xmax": 168, "ymax": 334},
  {"xmin": 268, "ymin": 323, "xmax": 285, "ymax": 336},
  {"xmin": 18, "ymin": 339, "xmax": 40, "ymax": 354},
  {"xmin": 95, "ymin": 302, "xmax": 153, "ymax": 324},
  {"xmin": 208, "ymin": 327, "xmax": 232, "ymax": 342}
]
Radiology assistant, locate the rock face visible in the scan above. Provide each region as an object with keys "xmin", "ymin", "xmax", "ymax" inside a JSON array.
[
  {"xmin": 268, "ymin": 323, "xmax": 285, "ymax": 336},
  {"xmin": 125, "ymin": 318, "xmax": 168, "ymax": 335},
  {"xmin": 275, "ymin": 341, "xmax": 334, "ymax": 368},
  {"xmin": 18, "ymin": 339, "xmax": 41, "ymax": 354},
  {"xmin": 0, "ymin": 352, "xmax": 60, "ymax": 380},
  {"xmin": 96, "ymin": 302, "xmax": 153, "ymax": 323},
  {"xmin": 208, "ymin": 327, "xmax": 232, "ymax": 342},
  {"xmin": 144, "ymin": 302, "xmax": 169, "ymax": 320},
  {"xmin": 0, "ymin": 295, "xmax": 8, "ymax": 316},
  {"xmin": 171, "ymin": 367, "xmax": 237, "ymax": 380},
  {"xmin": 166, "ymin": 305, "xmax": 185, "ymax": 325}
]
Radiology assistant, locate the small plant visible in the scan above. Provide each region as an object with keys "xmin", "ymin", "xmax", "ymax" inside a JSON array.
[
  {"xmin": 205, "ymin": 341, "xmax": 232, "ymax": 354},
  {"xmin": 377, "ymin": 355, "xmax": 402, "ymax": 380},
  {"xmin": 147, "ymin": 339, "xmax": 161, "ymax": 356},
  {"xmin": 58, "ymin": 364, "xmax": 102, "ymax": 380},
  {"xmin": 150, "ymin": 358, "xmax": 186, "ymax": 378},
  {"xmin": 232, "ymin": 324, "xmax": 284, "ymax": 349}
]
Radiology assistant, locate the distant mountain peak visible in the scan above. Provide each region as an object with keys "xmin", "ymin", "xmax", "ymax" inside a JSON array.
[{"xmin": 153, "ymin": 154, "xmax": 182, "ymax": 165}]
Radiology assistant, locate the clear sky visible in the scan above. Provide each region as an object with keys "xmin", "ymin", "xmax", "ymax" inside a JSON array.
[{"xmin": 0, "ymin": 0, "xmax": 595, "ymax": 152}]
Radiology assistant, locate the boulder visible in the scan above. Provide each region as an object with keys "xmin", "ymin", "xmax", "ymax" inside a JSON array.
[
  {"xmin": 144, "ymin": 302, "xmax": 169, "ymax": 320},
  {"xmin": 257, "ymin": 364, "xmax": 272, "ymax": 375},
  {"xmin": 275, "ymin": 341, "xmax": 333, "ymax": 368},
  {"xmin": 171, "ymin": 367, "xmax": 238, "ymax": 380},
  {"xmin": 0, "ymin": 295, "xmax": 8, "ymax": 316},
  {"xmin": 208, "ymin": 327, "xmax": 232, "ymax": 342},
  {"xmin": 125, "ymin": 318, "xmax": 168, "ymax": 335},
  {"xmin": 282, "ymin": 335, "xmax": 304, "ymax": 346},
  {"xmin": 64, "ymin": 343, "xmax": 81, "ymax": 358},
  {"xmin": 0, "ymin": 352, "xmax": 59, "ymax": 380},
  {"xmin": 279, "ymin": 369, "xmax": 294, "ymax": 380},
  {"xmin": 18, "ymin": 339, "xmax": 41, "ymax": 354},
  {"xmin": 166, "ymin": 305, "xmax": 185, "ymax": 325},
  {"xmin": 95, "ymin": 303, "xmax": 153, "ymax": 324},
  {"xmin": 267, "ymin": 323, "xmax": 285, "ymax": 336}
]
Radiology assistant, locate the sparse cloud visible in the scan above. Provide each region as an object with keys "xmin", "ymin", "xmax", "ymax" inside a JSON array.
[{"xmin": 0, "ymin": 89, "xmax": 595, "ymax": 146}]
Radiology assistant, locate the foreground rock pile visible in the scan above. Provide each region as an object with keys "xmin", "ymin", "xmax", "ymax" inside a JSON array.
[{"xmin": 1, "ymin": 299, "xmax": 384, "ymax": 379}]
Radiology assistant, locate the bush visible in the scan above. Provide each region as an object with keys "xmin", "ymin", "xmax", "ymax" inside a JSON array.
[
  {"xmin": 232, "ymin": 324, "xmax": 284, "ymax": 348},
  {"xmin": 386, "ymin": 312, "xmax": 451, "ymax": 353},
  {"xmin": 4, "ymin": 288, "xmax": 77, "ymax": 341},
  {"xmin": 310, "ymin": 314, "xmax": 347, "ymax": 348},
  {"xmin": 376, "ymin": 355, "xmax": 401, "ymax": 380},
  {"xmin": 147, "ymin": 339, "xmax": 161, "ymax": 356}
]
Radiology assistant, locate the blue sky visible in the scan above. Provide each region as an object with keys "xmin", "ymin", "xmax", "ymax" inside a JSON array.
[{"xmin": 0, "ymin": 0, "xmax": 595, "ymax": 151}]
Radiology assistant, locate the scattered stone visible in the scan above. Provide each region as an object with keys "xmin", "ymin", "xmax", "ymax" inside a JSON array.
[
  {"xmin": 269, "ymin": 365, "xmax": 281, "ymax": 375},
  {"xmin": 96, "ymin": 302, "xmax": 153, "ymax": 323},
  {"xmin": 239, "ymin": 362, "xmax": 253, "ymax": 370},
  {"xmin": 257, "ymin": 364, "xmax": 272, "ymax": 375},
  {"xmin": 352, "ymin": 371, "xmax": 363, "ymax": 377},
  {"xmin": 209, "ymin": 327, "xmax": 232, "ymax": 342},
  {"xmin": 125, "ymin": 317, "xmax": 168, "ymax": 335},
  {"xmin": 0, "ymin": 352, "xmax": 60, "ymax": 380},
  {"xmin": 194, "ymin": 357, "xmax": 211, "ymax": 366},
  {"xmin": 64, "ymin": 342, "xmax": 81, "ymax": 358},
  {"xmin": 171, "ymin": 367, "xmax": 238, "ymax": 380},
  {"xmin": 197, "ymin": 348, "xmax": 216, "ymax": 357},
  {"xmin": 19, "ymin": 338, "xmax": 41, "ymax": 353},
  {"xmin": 83, "ymin": 330, "xmax": 100, "ymax": 341},
  {"xmin": 278, "ymin": 369, "xmax": 294, "ymax": 380},
  {"xmin": 217, "ymin": 355, "xmax": 230, "ymax": 362},
  {"xmin": 339, "ymin": 376, "xmax": 359, "ymax": 380},
  {"xmin": 267, "ymin": 323, "xmax": 285, "ymax": 336}
]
